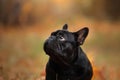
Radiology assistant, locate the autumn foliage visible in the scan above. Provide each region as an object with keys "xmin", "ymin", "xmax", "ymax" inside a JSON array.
[{"xmin": 0, "ymin": 0, "xmax": 120, "ymax": 80}]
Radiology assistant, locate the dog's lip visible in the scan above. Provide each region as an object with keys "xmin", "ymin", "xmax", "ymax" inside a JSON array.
[
  {"xmin": 47, "ymin": 49, "xmax": 70, "ymax": 66},
  {"xmin": 44, "ymin": 40, "xmax": 70, "ymax": 66},
  {"xmin": 57, "ymin": 43, "xmax": 62, "ymax": 50}
]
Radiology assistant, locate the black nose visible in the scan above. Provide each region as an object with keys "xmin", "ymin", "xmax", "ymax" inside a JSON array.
[
  {"xmin": 44, "ymin": 36, "xmax": 56, "ymax": 50},
  {"xmin": 44, "ymin": 36, "xmax": 56, "ymax": 55}
]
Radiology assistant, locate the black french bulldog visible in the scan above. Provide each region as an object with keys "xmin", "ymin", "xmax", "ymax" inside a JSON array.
[{"xmin": 44, "ymin": 24, "xmax": 93, "ymax": 80}]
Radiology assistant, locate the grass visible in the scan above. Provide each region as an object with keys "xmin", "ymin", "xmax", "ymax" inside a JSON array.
[{"xmin": 0, "ymin": 31, "xmax": 48, "ymax": 80}]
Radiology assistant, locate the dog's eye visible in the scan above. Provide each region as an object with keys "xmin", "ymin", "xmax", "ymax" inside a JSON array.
[{"xmin": 59, "ymin": 35, "xmax": 65, "ymax": 41}]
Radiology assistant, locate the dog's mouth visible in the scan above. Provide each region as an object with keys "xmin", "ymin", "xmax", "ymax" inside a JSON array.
[
  {"xmin": 57, "ymin": 43, "xmax": 63, "ymax": 51},
  {"xmin": 44, "ymin": 41, "xmax": 70, "ymax": 66}
]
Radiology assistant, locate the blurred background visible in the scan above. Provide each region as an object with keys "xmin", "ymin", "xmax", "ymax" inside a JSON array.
[{"xmin": 0, "ymin": 0, "xmax": 120, "ymax": 80}]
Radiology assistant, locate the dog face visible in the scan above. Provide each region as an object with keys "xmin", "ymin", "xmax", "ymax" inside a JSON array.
[{"xmin": 44, "ymin": 24, "xmax": 89, "ymax": 64}]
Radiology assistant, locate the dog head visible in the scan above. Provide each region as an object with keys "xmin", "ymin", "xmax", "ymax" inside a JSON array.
[{"xmin": 44, "ymin": 24, "xmax": 89, "ymax": 64}]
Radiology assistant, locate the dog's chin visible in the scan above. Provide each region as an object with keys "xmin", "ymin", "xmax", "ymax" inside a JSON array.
[{"xmin": 44, "ymin": 41, "xmax": 71, "ymax": 66}]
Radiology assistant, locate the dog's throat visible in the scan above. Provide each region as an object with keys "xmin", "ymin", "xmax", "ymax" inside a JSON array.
[
  {"xmin": 72, "ymin": 53, "xmax": 78, "ymax": 63},
  {"xmin": 71, "ymin": 48, "xmax": 78, "ymax": 63}
]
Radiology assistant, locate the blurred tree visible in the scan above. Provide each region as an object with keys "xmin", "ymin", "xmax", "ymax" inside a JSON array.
[
  {"xmin": 105, "ymin": 0, "xmax": 120, "ymax": 21},
  {"xmin": 76, "ymin": 0, "xmax": 120, "ymax": 21},
  {"xmin": 0, "ymin": 0, "xmax": 22, "ymax": 26},
  {"xmin": 0, "ymin": 0, "xmax": 120, "ymax": 27}
]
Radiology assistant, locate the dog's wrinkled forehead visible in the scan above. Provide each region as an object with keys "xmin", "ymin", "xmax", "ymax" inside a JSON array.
[{"xmin": 51, "ymin": 30, "xmax": 74, "ymax": 40}]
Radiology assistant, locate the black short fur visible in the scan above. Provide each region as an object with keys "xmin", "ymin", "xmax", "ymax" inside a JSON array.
[{"xmin": 44, "ymin": 24, "xmax": 93, "ymax": 80}]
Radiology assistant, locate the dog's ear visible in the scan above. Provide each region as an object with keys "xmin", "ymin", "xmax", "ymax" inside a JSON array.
[
  {"xmin": 62, "ymin": 24, "xmax": 68, "ymax": 30},
  {"xmin": 74, "ymin": 27, "xmax": 89, "ymax": 45}
]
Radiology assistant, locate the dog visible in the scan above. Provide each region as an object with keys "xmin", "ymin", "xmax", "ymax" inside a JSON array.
[{"xmin": 44, "ymin": 24, "xmax": 93, "ymax": 80}]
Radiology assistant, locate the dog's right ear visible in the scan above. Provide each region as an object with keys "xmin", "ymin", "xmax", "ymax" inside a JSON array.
[
  {"xmin": 73, "ymin": 27, "xmax": 89, "ymax": 45},
  {"xmin": 62, "ymin": 24, "xmax": 68, "ymax": 30}
]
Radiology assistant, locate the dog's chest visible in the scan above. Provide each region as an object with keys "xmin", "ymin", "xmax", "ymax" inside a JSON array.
[{"xmin": 57, "ymin": 67, "xmax": 80, "ymax": 80}]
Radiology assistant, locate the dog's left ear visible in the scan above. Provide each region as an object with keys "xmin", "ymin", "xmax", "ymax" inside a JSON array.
[
  {"xmin": 74, "ymin": 27, "xmax": 89, "ymax": 45},
  {"xmin": 62, "ymin": 24, "xmax": 68, "ymax": 30}
]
